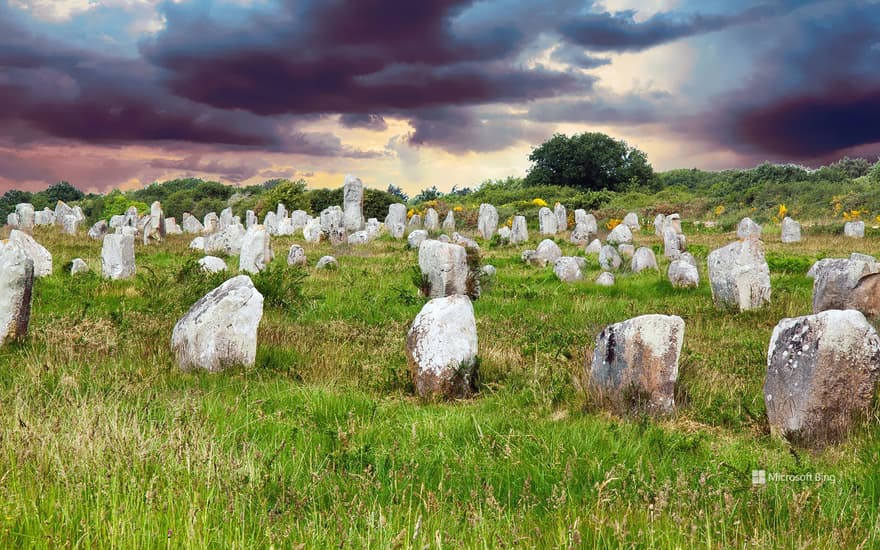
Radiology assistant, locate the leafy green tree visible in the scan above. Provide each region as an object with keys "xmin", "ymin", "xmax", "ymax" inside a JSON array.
[
  {"xmin": 363, "ymin": 188, "xmax": 399, "ymax": 219},
  {"xmin": 306, "ymin": 188, "xmax": 343, "ymax": 214},
  {"xmin": 869, "ymin": 160, "xmax": 880, "ymax": 184},
  {"xmin": 412, "ymin": 186, "xmax": 443, "ymax": 203},
  {"xmin": 260, "ymin": 179, "xmax": 311, "ymax": 214},
  {"xmin": 829, "ymin": 156, "xmax": 871, "ymax": 179},
  {"xmin": 44, "ymin": 181, "xmax": 84, "ymax": 204},
  {"xmin": 524, "ymin": 132, "xmax": 655, "ymax": 191},
  {"xmin": 0, "ymin": 190, "xmax": 34, "ymax": 220},
  {"xmin": 101, "ymin": 190, "xmax": 149, "ymax": 219},
  {"xmin": 386, "ymin": 184, "xmax": 408, "ymax": 202}
]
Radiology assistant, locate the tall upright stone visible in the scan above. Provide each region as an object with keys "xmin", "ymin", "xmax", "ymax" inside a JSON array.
[
  {"xmin": 622, "ymin": 212, "xmax": 641, "ymax": 231},
  {"xmin": 707, "ymin": 238, "xmax": 771, "ymax": 310},
  {"xmin": 442, "ymin": 211, "xmax": 455, "ymax": 233},
  {"xmin": 510, "ymin": 216, "xmax": 529, "ymax": 244},
  {"xmin": 219, "ymin": 207, "xmax": 234, "ymax": 230},
  {"xmin": 538, "ymin": 207, "xmax": 557, "ymax": 235},
  {"xmin": 0, "ymin": 242, "xmax": 34, "ymax": 346},
  {"xmin": 203, "ymin": 212, "xmax": 219, "ymax": 234},
  {"xmin": 844, "ymin": 221, "xmax": 865, "ymax": 238},
  {"xmin": 101, "ymin": 233, "xmax": 136, "ymax": 280},
  {"xmin": 477, "ymin": 204, "xmax": 498, "ymax": 240},
  {"xmin": 418, "ymin": 240, "xmax": 469, "ymax": 298},
  {"xmin": 554, "ymin": 203, "xmax": 567, "ymax": 232},
  {"xmin": 781, "ymin": 217, "xmax": 801, "ymax": 243},
  {"xmin": 424, "ymin": 208, "xmax": 440, "ymax": 232},
  {"xmin": 143, "ymin": 201, "xmax": 165, "ymax": 245},
  {"xmin": 239, "ymin": 225, "xmax": 272, "ymax": 274},
  {"xmin": 182, "ymin": 213, "xmax": 204, "ymax": 234},
  {"xmin": 14, "ymin": 204, "xmax": 34, "ymax": 234},
  {"xmin": 386, "ymin": 203, "xmax": 407, "ymax": 239},
  {"xmin": 8, "ymin": 230, "xmax": 52, "ymax": 277},
  {"xmin": 342, "ymin": 174, "xmax": 365, "ymax": 231}
]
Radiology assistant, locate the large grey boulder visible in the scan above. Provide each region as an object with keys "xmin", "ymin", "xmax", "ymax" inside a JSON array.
[
  {"xmin": 406, "ymin": 295, "xmax": 478, "ymax": 399},
  {"xmin": 303, "ymin": 219, "xmax": 322, "ymax": 243},
  {"xmin": 34, "ymin": 208, "xmax": 54, "ymax": 226},
  {"xmin": 342, "ymin": 174, "xmax": 364, "ymax": 231},
  {"xmin": 538, "ymin": 207, "xmax": 557, "ymax": 235},
  {"xmin": 599, "ymin": 245, "xmax": 622, "ymax": 271},
  {"xmin": 606, "ymin": 223, "xmax": 633, "ymax": 245},
  {"xmin": 14, "ymin": 204, "xmax": 34, "ymax": 233},
  {"xmin": 60, "ymin": 214, "xmax": 81, "ymax": 235},
  {"xmin": 553, "ymin": 257, "xmax": 584, "ymax": 282},
  {"xmin": 781, "ymin": 217, "xmax": 801, "ymax": 243},
  {"xmin": 182, "ymin": 213, "xmax": 204, "ymax": 234},
  {"xmin": 70, "ymin": 258, "xmax": 89, "ymax": 275},
  {"xmin": 7, "ymin": 213, "xmax": 20, "ymax": 228},
  {"xmin": 164, "ymin": 217, "xmax": 182, "ymax": 235},
  {"xmin": 570, "ymin": 223, "xmax": 594, "ymax": 246},
  {"xmin": 8, "ymin": 230, "xmax": 52, "ymax": 277},
  {"xmin": 189, "ymin": 237, "xmax": 205, "ymax": 251},
  {"xmin": 589, "ymin": 314, "xmax": 684, "ymax": 414},
  {"xmin": 172, "ymin": 275, "xmax": 263, "ymax": 372},
  {"xmin": 245, "ymin": 210, "xmax": 257, "ymax": 229},
  {"xmin": 239, "ymin": 225, "xmax": 272, "ymax": 274},
  {"xmin": 622, "ymin": 212, "xmax": 640, "ymax": 231},
  {"xmin": 764, "ymin": 310, "xmax": 880, "ymax": 448},
  {"xmin": 320, "ymin": 206, "xmax": 344, "ymax": 235},
  {"xmin": 477, "ymin": 203, "xmax": 498, "ymax": 240},
  {"xmin": 528, "ymin": 239, "xmax": 562, "ymax": 267},
  {"xmin": 585, "ymin": 239, "xmax": 602, "ymax": 255},
  {"xmin": 618, "ymin": 243, "xmax": 635, "ymax": 259},
  {"xmin": 385, "ymin": 203, "xmax": 407, "ymax": 239},
  {"xmin": 101, "ymin": 233, "xmax": 136, "ymax": 280},
  {"xmin": 365, "ymin": 218, "xmax": 382, "ymax": 238},
  {"xmin": 844, "ymin": 221, "xmax": 865, "ymax": 238},
  {"xmin": 707, "ymin": 239, "xmax": 771, "ymax": 310},
  {"xmin": 198, "ymin": 256, "xmax": 227, "ymax": 273},
  {"xmin": 287, "ymin": 245, "xmax": 307, "ymax": 267},
  {"xmin": 347, "ymin": 230, "xmax": 370, "ymax": 245},
  {"xmin": 0, "ymin": 242, "xmax": 34, "ymax": 346},
  {"xmin": 510, "ymin": 216, "xmax": 529, "ymax": 244},
  {"xmin": 276, "ymin": 203, "xmax": 287, "ymax": 220},
  {"xmin": 316, "ymin": 256, "xmax": 338, "ymax": 270},
  {"xmin": 424, "ymin": 208, "xmax": 440, "ymax": 232},
  {"xmin": 736, "ymin": 217, "xmax": 762, "ymax": 240},
  {"xmin": 554, "ymin": 203, "xmax": 568, "ymax": 231},
  {"xmin": 631, "ymin": 247, "xmax": 658, "ymax": 273},
  {"xmin": 666, "ymin": 214, "xmax": 682, "ymax": 235},
  {"xmin": 418, "ymin": 240, "xmax": 469, "ymax": 298},
  {"xmin": 595, "ymin": 271, "xmax": 615, "ymax": 286},
  {"xmin": 668, "ymin": 260, "xmax": 699, "ymax": 288}
]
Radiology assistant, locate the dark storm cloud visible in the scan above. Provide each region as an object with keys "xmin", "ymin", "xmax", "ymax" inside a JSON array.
[
  {"xmin": 686, "ymin": 2, "xmax": 880, "ymax": 162},
  {"xmin": 549, "ymin": 46, "xmax": 611, "ymax": 70},
  {"xmin": 339, "ymin": 114, "xmax": 389, "ymax": 131},
  {"xmin": 558, "ymin": 3, "xmax": 793, "ymax": 53}
]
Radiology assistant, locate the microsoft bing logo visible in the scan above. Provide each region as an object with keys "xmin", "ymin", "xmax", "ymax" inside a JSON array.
[{"xmin": 752, "ymin": 470, "xmax": 766, "ymax": 486}]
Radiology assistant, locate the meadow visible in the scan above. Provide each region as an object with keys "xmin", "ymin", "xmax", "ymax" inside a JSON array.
[{"xmin": 0, "ymin": 221, "xmax": 879, "ymax": 548}]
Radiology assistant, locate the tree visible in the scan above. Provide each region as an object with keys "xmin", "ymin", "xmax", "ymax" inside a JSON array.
[
  {"xmin": 412, "ymin": 186, "xmax": 443, "ymax": 203},
  {"xmin": 524, "ymin": 132, "xmax": 655, "ymax": 191},
  {"xmin": 45, "ymin": 181, "xmax": 84, "ymax": 204},
  {"xmin": 386, "ymin": 184, "xmax": 408, "ymax": 202},
  {"xmin": 829, "ymin": 156, "xmax": 871, "ymax": 179},
  {"xmin": 260, "ymin": 179, "xmax": 311, "ymax": 214}
]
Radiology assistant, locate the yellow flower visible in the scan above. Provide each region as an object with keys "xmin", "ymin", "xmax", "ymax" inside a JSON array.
[
  {"xmin": 505, "ymin": 217, "xmax": 513, "ymax": 228},
  {"xmin": 406, "ymin": 208, "xmax": 414, "ymax": 219},
  {"xmin": 605, "ymin": 218, "xmax": 622, "ymax": 230},
  {"xmin": 777, "ymin": 204, "xmax": 787, "ymax": 220},
  {"xmin": 453, "ymin": 206, "xmax": 463, "ymax": 212},
  {"xmin": 713, "ymin": 205, "xmax": 725, "ymax": 217},
  {"xmin": 531, "ymin": 198, "xmax": 548, "ymax": 207}
]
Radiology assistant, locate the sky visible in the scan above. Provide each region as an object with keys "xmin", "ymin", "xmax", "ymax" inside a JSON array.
[{"xmin": 1, "ymin": 0, "xmax": 879, "ymax": 195}]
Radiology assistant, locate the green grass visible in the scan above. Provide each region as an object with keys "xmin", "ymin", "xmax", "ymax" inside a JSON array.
[{"xmin": 0, "ymin": 225, "xmax": 879, "ymax": 548}]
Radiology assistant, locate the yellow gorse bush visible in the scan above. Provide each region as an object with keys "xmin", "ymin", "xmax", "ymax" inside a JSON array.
[
  {"xmin": 713, "ymin": 205, "xmax": 725, "ymax": 216},
  {"xmin": 843, "ymin": 209, "xmax": 866, "ymax": 221},
  {"xmin": 453, "ymin": 206, "xmax": 464, "ymax": 212},
  {"xmin": 531, "ymin": 198, "xmax": 548, "ymax": 207},
  {"xmin": 606, "ymin": 218, "xmax": 622, "ymax": 230},
  {"xmin": 777, "ymin": 204, "xmax": 787, "ymax": 220}
]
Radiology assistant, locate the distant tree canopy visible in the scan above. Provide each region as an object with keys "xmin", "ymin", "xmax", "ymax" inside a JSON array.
[{"xmin": 524, "ymin": 132, "xmax": 655, "ymax": 191}]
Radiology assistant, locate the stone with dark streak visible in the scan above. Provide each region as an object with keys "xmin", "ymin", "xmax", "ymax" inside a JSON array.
[
  {"xmin": 0, "ymin": 241, "xmax": 34, "ymax": 346},
  {"xmin": 418, "ymin": 240, "xmax": 469, "ymax": 298}
]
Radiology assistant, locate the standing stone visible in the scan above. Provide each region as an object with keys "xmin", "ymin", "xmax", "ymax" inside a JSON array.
[
  {"xmin": 34, "ymin": 208, "xmax": 54, "ymax": 226},
  {"xmin": 328, "ymin": 226, "xmax": 347, "ymax": 246},
  {"xmin": 203, "ymin": 213, "xmax": 219, "ymax": 234},
  {"xmin": 8, "ymin": 230, "xmax": 52, "ymax": 277},
  {"xmin": 553, "ymin": 257, "xmax": 584, "ymax": 283},
  {"xmin": 589, "ymin": 314, "xmax": 684, "ymax": 415},
  {"xmin": 347, "ymin": 230, "xmax": 370, "ymax": 245},
  {"xmin": 680, "ymin": 252, "xmax": 698, "ymax": 267},
  {"xmin": 264, "ymin": 212, "xmax": 278, "ymax": 235},
  {"xmin": 164, "ymin": 217, "xmax": 183, "ymax": 235},
  {"xmin": 246, "ymin": 210, "xmax": 257, "ymax": 229},
  {"xmin": 365, "ymin": 218, "xmax": 382, "ymax": 238},
  {"xmin": 276, "ymin": 217, "xmax": 293, "ymax": 236},
  {"xmin": 0, "ymin": 242, "xmax": 34, "ymax": 346},
  {"xmin": 385, "ymin": 203, "xmax": 407, "ymax": 239},
  {"xmin": 287, "ymin": 245, "xmax": 307, "ymax": 267},
  {"xmin": 666, "ymin": 214, "xmax": 682, "ymax": 235},
  {"xmin": 219, "ymin": 207, "xmax": 234, "ymax": 230},
  {"xmin": 663, "ymin": 227, "xmax": 683, "ymax": 259},
  {"xmin": 737, "ymin": 217, "xmax": 762, "ymax": 240},
  {"xmin": 6, "ymin": 213, "xmax": 19, "ymax": 228},
  {"xmin": 418, "ymin": 240, "xmax": 469, "ymax": 298},
  {"xmin": 143, "ymin": 201, "xmax": 165, "ymax": 245},
  {"xmin": 54, "ymin": 201, "xmax": 77, "ymax": 227},
  {"xmin": 844, "ymin": 221, "xmax": 865, "ymax": 238},
  {"xmin": 342, "ymin": 174, "xmax": 365, "ymax": 231},
  {"xmin": 528, "ymin": 239, "xmax": 562, "ymax": 267},
  {"xmin": 408, "ymin": 214, "xmax": 422, "ymax": 228},
  {"xmin": 204, "ymin": 224, "xmax": 246, "ymax": 256},
  {"xmin": 171, "ymin": 275, "xmax": 263, "ymax": 372},
  {"xmin": 239, "ymin": 226, "xmax": 272, "ymax": 274},
  {"xmin": 599, "ymin": 245, "xmax": 622, "ymax": 270},
  {"xmin": 707, "ymin": 238, "xmax": 771, "ymax": 310},
  {"xmin": 291, "ymin": 210, "xmax": 310, "ymax": 232},
  {"xmin": 14, "ymin": 204, "xmax": 34, "ymax": 234},
  {"xmin": 303, "ymin": 219, "xmax": 322, "ymax": 243},
  {"xmin": 809, "ymin": 257, "xmax": 880, "ymax": 317},
  {"xmin": 182, "ymin": 213, "xmax": 204, "ymax": 234},
  {"xmin": 510, "ymin": 216, "xmax": 529, "ymax": 244},
  {"xmin": 538, "ymin": 207, "xmax": 557, "ymax": 235},
  {"xmin": 123, "ymin": 206, "xmax": 139, "ymax": 228},
  {"xmin": 442, "ymin": 211, "xmax": 455, "ymax": 232},
  {"xmin": 622, "ymin": 212, "xmax": 641, "ymax": 232},
  {"xmin": 477, "ymin": 204, "xmax": 498, "ymax": 240},
  {"xmin": 481, "ymin": 265, "xmax": 496, "ymax": 278},
  {"xmin": 607, "ymin": 223, "xmax": 633, "ymax": 245},
  {"xmin": 189, "ymin": 237, "xmax": 205, "ymax": 251},
  {"xmin": 596, "ymin": 271, "xmax": 615, "ymax": 286},
  {"xmin": 316, "ymin": 256, "xmax": 338, "ymax": 270},
  {"xmin": 320, "ymin": 206, "xmax": 343, "ymax": 234},
  {"xmin": 109, "ymin": 215, "xmax": 125, "ymax": 229},
  {"xmin": 70, "ymin": 258, "xmax": 89, "ymax": 275},
  {"xmin": 497, "ymin": 226, "xmax": 511, "ymax": 242},
  {"xmin": 408, "ymin": 230, "xmax": 429, "ymax": 249},
  {"xmin": 580, "ymin": 212, "xmax": 598, "ymax": 235},
  {"xmin": 60, "ymin": 215, "xmax": 81, "ymax": 235},
  {"xmin": 585, "ymin": 239, "xmax": 602, "ymax": 255},
  {"xmin": 101, "ymin": 233, "xmax": 136, "ymax": 280},
  {"xmin": 554, "ymin": 203, "xmax": 568, "ymax": 232},
  {"xmin": 570, "ymin": 223, "xmax": 594, "ymax": 245},
  {"xmin": 781, "ymin": 217, "xmax": 801, "ymax": 243},
  {"xmin": 198, "ymin": 256, "xmax": 227, "ymax": 273},
  {"xmin": 668, "ymin": 260, "xmax": 699, "ymax": 288},
  {"xmin": 406, "ymin": 295, "xmax": 478, "ymax": 399},
  {"xmin": 618, "ymin": 244, "xmax": 635, "ymax": 259},
  {"xmin": 88, "ymin": 220, "xmax": 109, "ymax": 241},
  {"xmin": 574, "ymin": 209, "xmax": 589, "ymax": 226},
  {"xmin": 653, "ymin": 213, "xmax": 667, "ymax": 237},
  {"xmin": 631, "ymin": 247, "xmax": 659, "ymax": 273},
  {"xmin": 424, "ymin": 208, "xmax": 440, "ymax": 232},
  {"xmin": 764, "ymin": 310, "xmax": 880, "ymax": 448},
  {"xmin": 273, "ymin": 203, "xmax": 286, "ymax": 220}
]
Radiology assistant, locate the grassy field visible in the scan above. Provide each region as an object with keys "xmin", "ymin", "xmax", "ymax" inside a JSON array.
[{"xmin": 1, "ymin": 222, "xmax": 879, "ymax": 548}]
